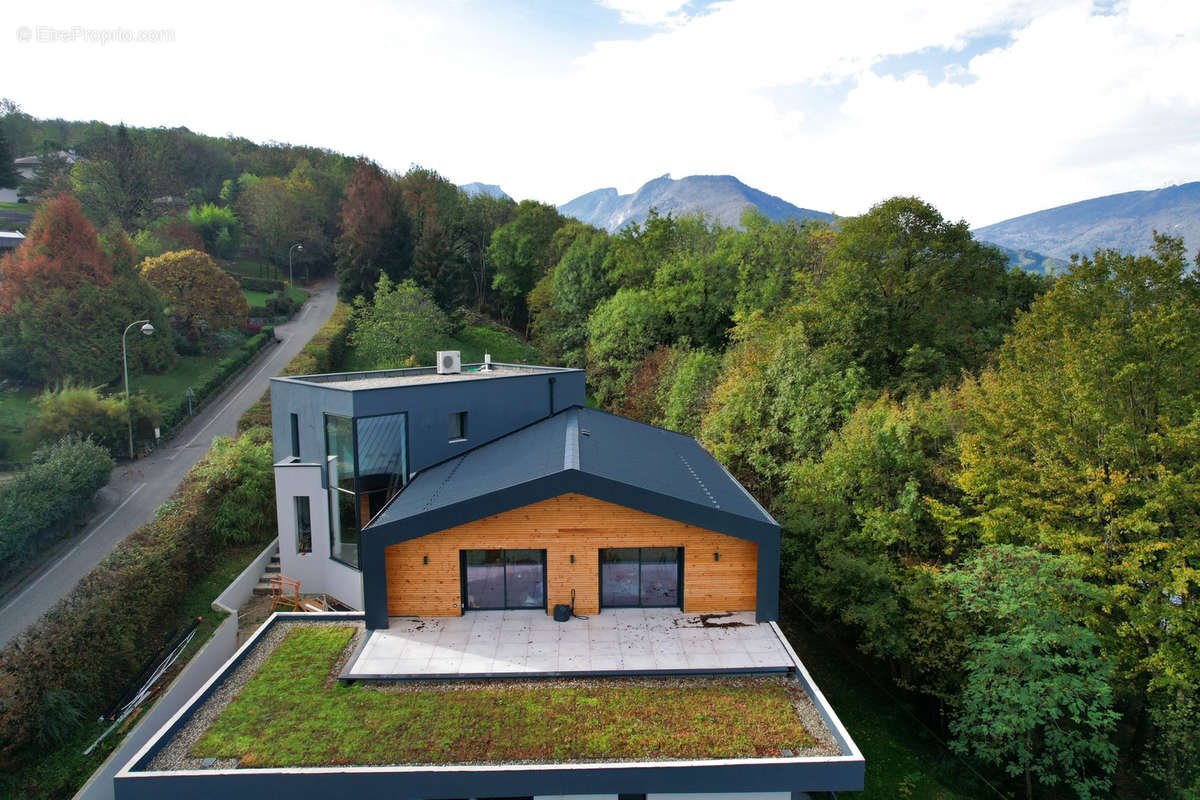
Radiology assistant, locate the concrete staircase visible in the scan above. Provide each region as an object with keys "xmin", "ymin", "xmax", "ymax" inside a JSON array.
[{"xmin": 252, "ymin": 544, "xmax": 281, "ymax": 596}]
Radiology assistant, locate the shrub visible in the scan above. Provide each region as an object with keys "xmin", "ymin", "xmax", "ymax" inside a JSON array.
[
  {"xmin": 0, "ymin": 435, "xmax": 114, "ymax": 578},
  {"xmin": 193, "ymin": 427, "xmax": 275, "ymax": 544},
  {"xmin": 27, "ymin": 385, "xmax": 161, "ymax": 458},
  {"xmin": 235, "ymin": 275, "xmax": 286, "ymax": 294}
]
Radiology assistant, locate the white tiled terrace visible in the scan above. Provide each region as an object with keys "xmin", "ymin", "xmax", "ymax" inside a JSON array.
[{"xmin": 343, "ymin": 609, "xmax": 794, "ymax": 679}]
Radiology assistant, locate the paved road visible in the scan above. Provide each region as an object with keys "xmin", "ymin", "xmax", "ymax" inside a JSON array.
[{"xmin": 0, "ymin": 281, "xmax": 338, "ymax": 648}]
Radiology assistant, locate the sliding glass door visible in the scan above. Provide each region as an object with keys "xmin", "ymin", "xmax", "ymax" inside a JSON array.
[
  {"xmin": 462, "ymin": 549, "xmax": 546, "ymax": 610},
  {"xmin": 600, "ymin": 547, "xmax": 682, "ymax": 608}
]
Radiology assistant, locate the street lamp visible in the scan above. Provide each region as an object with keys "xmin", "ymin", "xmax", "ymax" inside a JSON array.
[
  {"xmin": 122, "ymin": 319, "xmax": 155, "ymax": 459},
  {"xmin": 288, "ymin": 242, "xmax": 303, "ymax": 288}
]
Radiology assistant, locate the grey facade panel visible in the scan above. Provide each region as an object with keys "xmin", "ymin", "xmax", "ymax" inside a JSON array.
[
  {"xmin": 116, "ymin": 757, "xmax": 864, "ymax": 800},
  {"xmin": 269, "ymin": 367, "xmax": 586, "ymax": 477}
]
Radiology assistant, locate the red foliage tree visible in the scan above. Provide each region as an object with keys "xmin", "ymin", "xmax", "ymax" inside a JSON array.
[{"xmin": 0, "ymin": 194, "xmax": 113, "ymax": 312}]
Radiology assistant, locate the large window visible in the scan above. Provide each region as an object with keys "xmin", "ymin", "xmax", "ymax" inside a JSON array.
[
  {"xmin": 325, "ymin": 412, "xmax": 407, "ymax": 569},
  {"xmin": 461, "ymin": 549, "xmax": 546, "ymax": 610},
  {"xmin": 601, "ymin": 547, "xmax": 682, "ymax": 608}
]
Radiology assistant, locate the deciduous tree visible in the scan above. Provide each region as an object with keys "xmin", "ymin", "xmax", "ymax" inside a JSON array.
[
  {"xmin": 349, "ymin": 275, "xmax": 450, "ymax": 368},
  {"xmin": 140, "ymin": 249, "xmax": 249, "ymax": 333},
  {"xmin": 943, "ymin": 546, "xmax": 1119, "ymax": 800}
]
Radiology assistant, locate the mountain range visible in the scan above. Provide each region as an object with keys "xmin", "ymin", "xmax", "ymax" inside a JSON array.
[
  {"xmin": 557, "ymin": 174, "xmax": 832, "ymax": 233},
  {"xmin": 460, "ymin": 174, "xmax": 1199, "ymax": 274},
  {"xmin": 971, "ymin": 181, "xmax": 1200, "ymax": 261},
  {"xmin": 459, "ymin": 182, "xmax": 512, "ymax": 201}
]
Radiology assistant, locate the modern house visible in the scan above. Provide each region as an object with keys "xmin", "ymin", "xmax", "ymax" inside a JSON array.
[{"xmin": 113, "ymin": 356, "xmax": 864, "ymax": 799}]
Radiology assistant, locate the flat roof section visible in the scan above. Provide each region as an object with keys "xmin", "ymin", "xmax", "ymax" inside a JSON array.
[
  {"xmin": 115, "ymin": 614, "xmax": 863, "ymax": 799},
  {"xmin": 275, "ymin": 362, "xmax": 579, "ymax": 391}
]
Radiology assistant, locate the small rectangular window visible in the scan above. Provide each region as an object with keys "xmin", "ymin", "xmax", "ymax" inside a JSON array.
[
  {"xmin": 290, "ymin": 413, "xmax": 300, "ymax": 458},
  {"xmin": 448, "ymin": 411, "xmax": 468, "ymax": 441},
  {"xmin": 294, "ymin": 496, "xmax": 312, "ymax": 554}
]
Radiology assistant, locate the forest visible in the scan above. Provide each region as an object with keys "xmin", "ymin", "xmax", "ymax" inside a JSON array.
[{"xmin": 1, "ymin": 104, "xmax": 1197, "ymax": 799}]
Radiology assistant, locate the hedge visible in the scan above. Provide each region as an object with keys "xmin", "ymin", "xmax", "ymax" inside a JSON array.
[
  {"xmin": 0, "ymin": 437, "xmax": 114, "ymax": 582},
  {"xmin": 157, "ymin": 326, "xmax": 274, "ymax": 435},
  {"xmin": 0, "ymin": 301, "xmax": 352, "ymax": 764},
  {"xmin": 234, "ymin": 275, "xmax": 286, "ymax": 293},
  {"xmin": 238, "ymin": 302, "xmax": 351, "ymax": 434}
]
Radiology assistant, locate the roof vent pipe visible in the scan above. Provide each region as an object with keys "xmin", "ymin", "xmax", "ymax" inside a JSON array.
[{"xmin": 483, "ymin": 353, "xmax": 492, "ymax": 371}]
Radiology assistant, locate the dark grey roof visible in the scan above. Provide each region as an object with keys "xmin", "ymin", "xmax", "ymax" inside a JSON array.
[{"xmin": 365, "ymin": 406, "xmax": 777, "ymax": 539}]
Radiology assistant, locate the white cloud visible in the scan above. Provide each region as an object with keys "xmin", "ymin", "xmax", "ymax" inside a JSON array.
[
  {"xmin": 597, "ymin": 0, "xmax": 693, "ymax": 27},
  {"xmin": 1, "ymin": 0, "xmax": 1198, "ymax": 228}
]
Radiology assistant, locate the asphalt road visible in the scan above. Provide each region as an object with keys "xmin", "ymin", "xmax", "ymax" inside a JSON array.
[{"xmin": 0, "ymin": 280, "xmax": 338, "ymax": 648}]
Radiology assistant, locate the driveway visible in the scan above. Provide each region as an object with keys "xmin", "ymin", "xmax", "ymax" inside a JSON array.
[{"xmin": 0, "ymin": 281, "xmax": 338, "ymax": 648}]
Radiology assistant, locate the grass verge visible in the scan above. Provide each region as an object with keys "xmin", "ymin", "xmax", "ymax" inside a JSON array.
[
  {"xmin": 243, "ymin": 287, "xmax": 309, "ymax": 308},
  {"xmin": 0, "ymin": 387, "xmax": 39, "ymax": 465},
  {"xmin": 195, "ymin": 626, "xmax": 815, "ymax": 767}
]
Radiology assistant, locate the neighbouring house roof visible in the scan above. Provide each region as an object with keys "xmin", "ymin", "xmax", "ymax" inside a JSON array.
[
  {"xmin": 365, "ymin": 403, "xmax": 779, "ymax": 553},
  {"xmin": 0, "ymin": 231, "xmax": 25, "ymax": 250}
]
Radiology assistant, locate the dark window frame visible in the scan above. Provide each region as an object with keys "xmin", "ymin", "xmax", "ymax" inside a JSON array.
[
  {"xmin": 460, "ymin": 549, "xmax": 548, "ymax": 611},
  {"xmin": 599, "ymin": 546, "xmax": 684, "ymax": 610},
  {"xmin": 293, "ymin": 495, "xmax": 312, "ymax": 554},
  {"xmin": 324, "ymin": 411, "xmax": 409, "ymax": 571},
  {"xmin": 448, "ymin": 410, "xmax": 468, "ymax": 442},
  {"xmin": 289, "ymin": 413, "xmax": 300, "ymax": 458}
]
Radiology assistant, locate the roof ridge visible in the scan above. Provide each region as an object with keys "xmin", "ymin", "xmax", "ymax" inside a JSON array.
[
  {"xmin": 673, "ymin": 446, "xmax": 720, "ymax": 511},
  {"xmin": 422, "ymin": 453, "xmax": 467, "ymax": 513},
  {"xmin": 563, "ymin": 408, "xmax": 580, "ymax": 471}
]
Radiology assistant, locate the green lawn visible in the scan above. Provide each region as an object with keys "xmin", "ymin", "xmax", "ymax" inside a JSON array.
[
  {"xmin": 0, "ymin": 543, "xmax": 263, "ymax": 800},
  {"xmin": 195, "ymin": 626, "xmax": 816, "ymax": 767},
  {"xmin": 0, "ymin": 387, "xmax": 40, "ymax": 464},
  {"xmin": 243, "ymin": 286, "xmax": 309, "ymax": 309},
  {"xmin": 0, "ymin": 200, "xmax": 34, "ymax": 213},
  {"xmin": 779, "ymin": 606, "xmax": 998, "ymax": 800},
  {"xmin": 137, "ymin": 353, "xmax": 228, "ymax": 404}
]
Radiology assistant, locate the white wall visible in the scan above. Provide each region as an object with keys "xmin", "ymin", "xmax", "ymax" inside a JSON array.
[{"xmin": 273, "ymin": 460, "xmax": 363, "ymax": 608}]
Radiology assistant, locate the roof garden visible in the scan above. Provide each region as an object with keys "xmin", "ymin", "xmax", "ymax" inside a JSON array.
[{"xmin": 147, "ymin": 620, "xmax": 840, "ymax": 771}]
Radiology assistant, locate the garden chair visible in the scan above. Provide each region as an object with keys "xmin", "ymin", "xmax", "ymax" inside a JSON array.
[{"xmin": 268, "ymin": 575, "xmax": 302, "ymax": 612}]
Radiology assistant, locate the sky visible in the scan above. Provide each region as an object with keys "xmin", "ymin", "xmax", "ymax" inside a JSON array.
[{"xmin": 2, "ymin": 0, "xmax": 1198, "ymax": 227}]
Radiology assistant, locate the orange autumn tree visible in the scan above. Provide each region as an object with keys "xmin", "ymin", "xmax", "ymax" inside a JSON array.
[
  {"xmin": 0, "ymin": 193, "xmax": 113, "ymax": 313},
  {"xmin": 140, "ymin": 249, "xmax": 249, "ymax": 334},
  {"xmin": 0, "ymin": 193, "xmax": 174, "ymax": 383}
]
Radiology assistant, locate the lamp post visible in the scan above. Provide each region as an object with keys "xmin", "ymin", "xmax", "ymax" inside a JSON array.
[
  {"xmin": 288, "ymin": 242, "xmax": 303, "ymax": 288},
  {"xmin": 122, "ymin": 319, "xmax": 155, "ymax": 459}
]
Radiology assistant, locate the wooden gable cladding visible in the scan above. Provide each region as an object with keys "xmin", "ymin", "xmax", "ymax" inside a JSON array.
[{"xmin": 384, "ymin": 493, "xmax": 758, "ymax": 617}]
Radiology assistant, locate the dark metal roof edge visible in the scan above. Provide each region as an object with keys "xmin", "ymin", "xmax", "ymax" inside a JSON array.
[
  {"xmin": 363, "ymin": 471, "xmax": 777, "ymax": 549},
  {"xmin": 270, "ymin": 363, "xmax": 583, "ymax": 390}
]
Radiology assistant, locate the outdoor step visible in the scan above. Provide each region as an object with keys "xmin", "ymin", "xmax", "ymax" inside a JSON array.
[
  {"xmin": 252, "ymin": 583, "xmax": 273, "ymax": 596},
  {"xmin": 264, "ymin": 563, "xmax": 281, "ymax": 573}
]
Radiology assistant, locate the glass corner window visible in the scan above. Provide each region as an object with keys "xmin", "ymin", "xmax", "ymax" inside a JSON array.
[{"xmin": 324, "ymin": 411, "xmax": 407, "ymax": 570}]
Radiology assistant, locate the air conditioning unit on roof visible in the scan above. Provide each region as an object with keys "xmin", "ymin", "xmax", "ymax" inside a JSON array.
[{"xmin": 436, "ymin": 350, "xmax": 461, "ymax": 374}]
